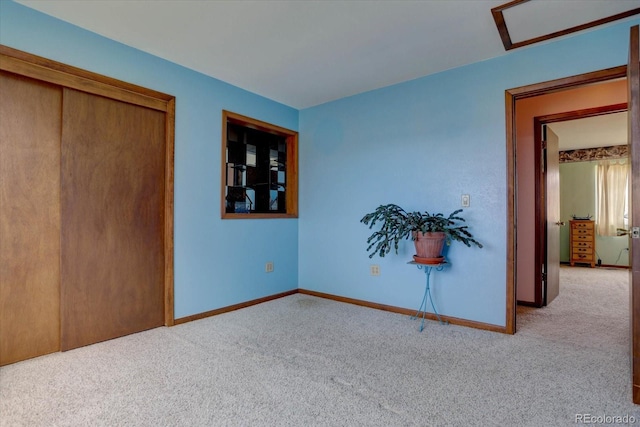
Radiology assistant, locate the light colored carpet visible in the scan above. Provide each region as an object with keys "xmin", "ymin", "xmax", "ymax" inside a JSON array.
[{"xmin": 2, "ymin": 266, "xmax": 639, "ymax": 426}]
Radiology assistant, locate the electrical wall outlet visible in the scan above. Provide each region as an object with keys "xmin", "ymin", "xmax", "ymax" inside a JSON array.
[
  {"xmin": 461, "ymin": 194, "xmax": 470, "ymax": 208},
  {"xmin": 370, "ymin": 265, "xmax": 380, "ymax": 276},
  {"xmin": 265, "ymin": 262, "xmax": 274, "ymax": 273}
]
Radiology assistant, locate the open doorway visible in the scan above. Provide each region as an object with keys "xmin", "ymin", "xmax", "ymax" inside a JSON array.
[
  {"xmin": 509, "ymin": 76, "xmax": 628, "ymax": 312},
  {"xmin": 536, "ymin": 106, "xmax": 630, "ymax": 307},
  {"xmin": 516, "ymin": 109, "xmax": 630, "ymax": 342}
]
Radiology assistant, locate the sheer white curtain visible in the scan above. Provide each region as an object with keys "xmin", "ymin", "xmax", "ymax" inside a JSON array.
[{"xmin": 596, "ymin": 160, "xmax": 629, "ymax": 236}]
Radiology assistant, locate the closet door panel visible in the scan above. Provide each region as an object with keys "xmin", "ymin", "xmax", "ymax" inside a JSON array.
[
  {"xmin": 61, "ymin": 88, "xmax": 165, "ymax": 351},
  {"xmin": 0, "ymin": 72, "xmax": 61, "ymax": 365}
]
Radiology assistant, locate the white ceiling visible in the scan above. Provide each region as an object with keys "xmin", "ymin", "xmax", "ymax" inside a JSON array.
[
  {"xmin": 549, "ymin": 111, "xmax": 628, "ymax": 151},
  {"xmin": 15, "ymin": 0, "xmax": 640, "ymax": 109}
]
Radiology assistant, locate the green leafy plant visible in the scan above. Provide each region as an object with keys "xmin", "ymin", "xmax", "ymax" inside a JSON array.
[{"xmin": 360, "ymin": 204, "xmax": 483, "ymax": 258}]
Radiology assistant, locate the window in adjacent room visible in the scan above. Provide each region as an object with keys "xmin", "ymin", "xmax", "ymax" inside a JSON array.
[
  {"xmin": 222, "ymin": 110, "xmax": 298, "ymax": 218},
  {"xmin": 595, "ymin": 159, "xmax": 629, "ymax": 236}
]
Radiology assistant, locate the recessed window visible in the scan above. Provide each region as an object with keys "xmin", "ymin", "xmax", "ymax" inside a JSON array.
[{"xmin": 221, "ymin": 111, "xmax": 298, "ymax": 219}]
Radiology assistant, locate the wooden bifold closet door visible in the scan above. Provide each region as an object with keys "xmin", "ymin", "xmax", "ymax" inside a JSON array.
[
  {"xmin": 0, "ymin": 47, "xmax": 174, "ymax": 365},
  {"xmin": 60, "ymin": 88, "xmax": 166, "ymax": 351},
  {"xmin": 0, "ymin": 72, "xmax": 62, "ymax": 365}
]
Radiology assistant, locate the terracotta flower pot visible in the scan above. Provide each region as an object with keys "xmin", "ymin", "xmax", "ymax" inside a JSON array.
[{"xmin": 412, "ymin": 231, "xmax": 446, "ymax": 263}]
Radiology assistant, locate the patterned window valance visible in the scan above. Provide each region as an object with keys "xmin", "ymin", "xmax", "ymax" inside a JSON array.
[{"xmin": 559, "ymin": 145, "xmax": 628, "ymax": 163}]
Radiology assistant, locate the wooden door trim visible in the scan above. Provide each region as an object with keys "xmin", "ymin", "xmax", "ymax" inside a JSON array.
[
  {"xmin": 628, "ymin": 25, "xmax": 640, "ymax": 404},
  {"xmin": 0, "ymin": 45, "xmax": 171, "ymax": 112},
  {"xmin": 0, "ymin": 45, "xmax": 175, "ymax": 326},
  {"xmin": 535, "ymin": 103, "xmax": 628, "ymax": 125},
  {"xmin": 505, "ymin": 65, "xmax": 628, "ymax": 334},
  {"xmin": 164, "ymin": 98, "xmax": 176, "ymax": 326},
  {"xmin": 533, "ymin": 117, "xmax": 545, "ymax": 307}
]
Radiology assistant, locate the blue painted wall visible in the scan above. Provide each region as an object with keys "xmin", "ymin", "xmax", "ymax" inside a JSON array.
[
  {"xmin": 0, "ymin": 1, "xmax": 299, "ymax": 319},
  {"xmin": 2, "ymin": 1, "xmax": 639, "ymax": 327},
  {"xmin": 298, "ymin": 18, "xmax": 640, "ymax": 327}
]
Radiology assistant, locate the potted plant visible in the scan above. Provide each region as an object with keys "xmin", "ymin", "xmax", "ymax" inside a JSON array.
[{"xmin": 360, "ymin": 204, "xmax": 482, "ymax": 263}]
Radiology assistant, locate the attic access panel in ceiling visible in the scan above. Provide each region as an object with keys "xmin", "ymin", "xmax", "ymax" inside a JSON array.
[{"xmin": 492, "ymin": 0, "xmax": 640, "ymax": 51}]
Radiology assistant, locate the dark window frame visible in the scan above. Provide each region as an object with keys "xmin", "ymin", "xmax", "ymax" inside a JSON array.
[{"xmin": 221, "ymin": 110, "xmax": 298, "ymax": 219}]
